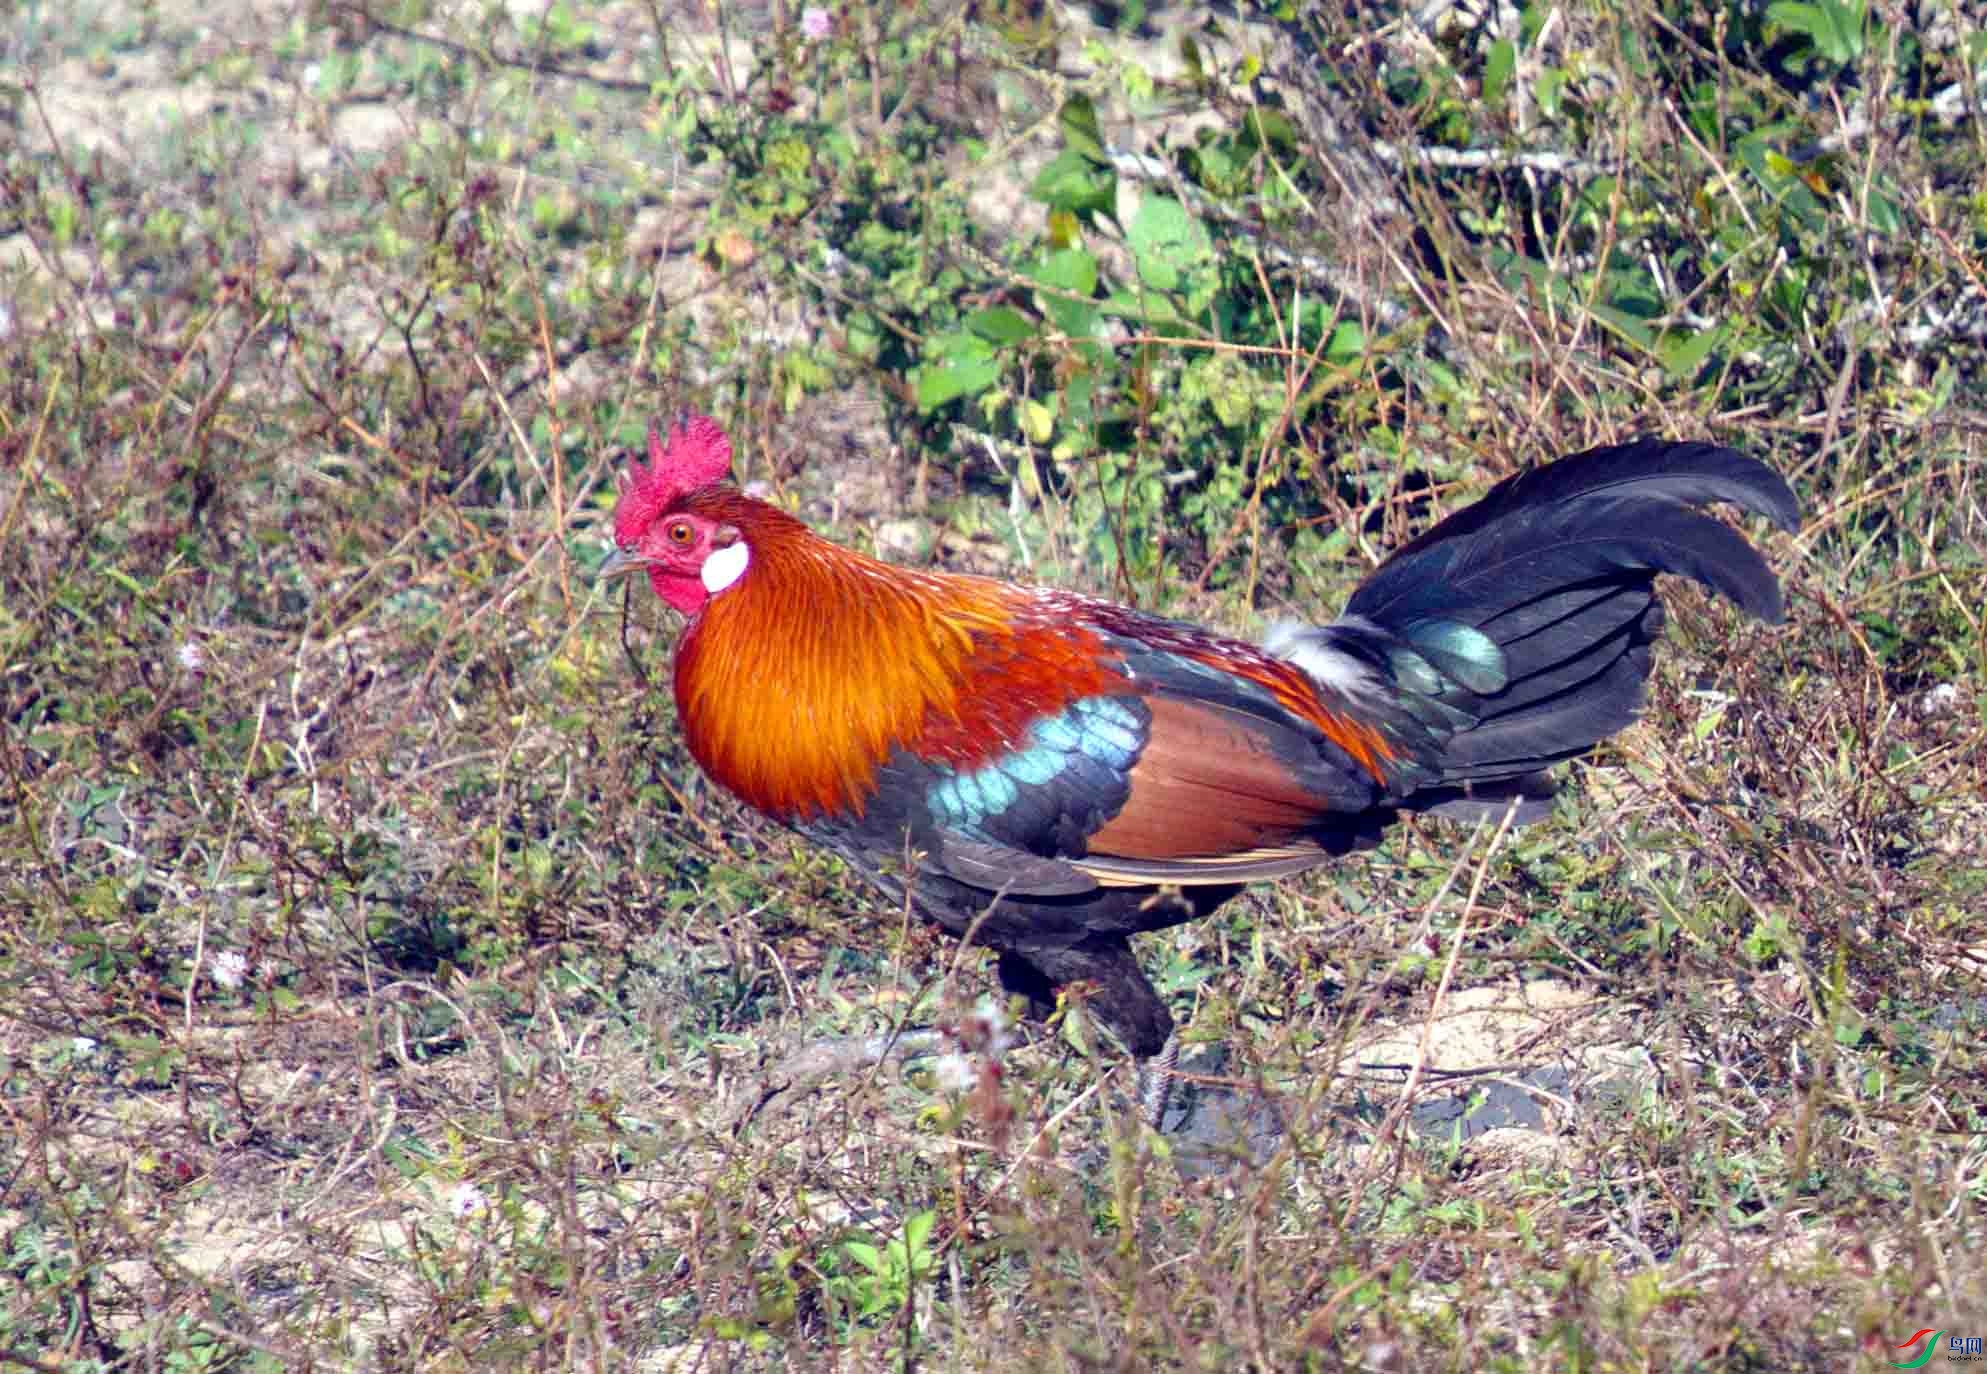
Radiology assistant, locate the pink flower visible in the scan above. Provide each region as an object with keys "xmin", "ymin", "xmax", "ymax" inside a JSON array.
[{"xmin": 800, "ymin": 6, "xmax": 832, "ymax": 40}]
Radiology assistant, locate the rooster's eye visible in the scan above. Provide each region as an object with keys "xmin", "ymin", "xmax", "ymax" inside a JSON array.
[{"xmin": 667, "ymin": 521, "xmax": 694, "ymax": 545}]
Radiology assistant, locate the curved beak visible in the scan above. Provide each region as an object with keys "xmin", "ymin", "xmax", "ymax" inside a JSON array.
[{"xmin": 597, "ymin": 547, "xmax": 648, "ymax": 582}]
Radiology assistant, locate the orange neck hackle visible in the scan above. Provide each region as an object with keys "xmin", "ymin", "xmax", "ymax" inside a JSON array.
[{"xmin": 667, "ymin": 487, "xmax": 1124, "ymax": 821}]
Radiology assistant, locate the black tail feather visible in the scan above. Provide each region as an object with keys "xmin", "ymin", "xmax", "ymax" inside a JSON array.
[
  {"xmin": 1371, "ymin": 438, "xmax": 1800, "ymax": 576},
  {"xmin": 1435, "ymin": 640, "xmax": 1653, "ymax": 778},
  {"xmin": 1337, "ymin": 438, "xmax": 1796, "ymax": 795}
]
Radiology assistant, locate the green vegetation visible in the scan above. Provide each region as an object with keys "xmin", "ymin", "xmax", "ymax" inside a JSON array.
[{"xmin": 2, "ymin": 0, "xmax": 1982, "ymax": 1367}]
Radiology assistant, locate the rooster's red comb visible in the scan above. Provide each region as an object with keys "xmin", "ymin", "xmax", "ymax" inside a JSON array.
[{"xmin": 613, "ymin": 412, "xmax": 734, "ymax": 544}]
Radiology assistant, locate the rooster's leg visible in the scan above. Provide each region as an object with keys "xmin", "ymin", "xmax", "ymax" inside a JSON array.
[
  {"xmin": 1137, "ymin": 1031, "xmax": 1181, "ymax": 1129},
  {"xmin": 998, "ymin": 937, "xmax": 1185, "ymax": 1128},
  {"xmin": 996, "ymin": 937, "xmax": 1175, "ymax": 1057}
]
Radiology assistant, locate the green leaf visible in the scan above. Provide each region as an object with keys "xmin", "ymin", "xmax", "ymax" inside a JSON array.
[
  {"xmin": 1057, "ymin": 93, "xmax": 1106, "ymax": 161},
  {"xmin": 1099, "ymin": 290, "xmax": 1186, "ymax": 326},
  {"xmin": 1736, "ymin": 130, "xmax": 1824, "ymax": 231},
  {"xmin": 845, "ymin": 311, "xmax": 882, "ymax": 362},
  {"xmin": 903, "ymin": 1209, "xmax": 936, "ymax": 1260},
  {"xmin": 914, "ymin": 358, "xmax": 1000, "ymax": 412},
  {"xmin": 1030, "ymin": 249, "xmax": 1098, "ymax": 298},
  {"xmin": 1028, "ymin": 249, "xmax": 1100, "ymax": 337},
  {"xmin": 1832, "ymin": 1003, "xmax": 1868, "ymax": 1046},
  {"xmin": 1490, "ymin": 250, "xmax": 1655, "ymax": 352},
  {"xmin": 1484, "ymin": 38, "xmax": 1516, "ymax": 107},
  {"xmin": 1659, "ymin": 323, "xmax": 1727, "ymax": 380},
  {"xmin": 1029, "ymin": 148, "xmax": 1116, "ymax": 219},
  {"xmin": 965, "ymin": 306, "xmax": 1039, "ymax": 346},
  {"xmin": 1583, "ymin": 300, "xmax": 1656, "ymax": 351},
  {"xmin": 1765, "ymin": 2, "xmax": 1818, "ymax": 36},
  {"xmin": 1767, "ymin": 0, "xmax": 1864, "ymax": 63},
  {"xmin": 1058, "ymin": 373, "xmax": 1098, "ymax": 454},
  {"xmin": 913, "ymin": 332, "xmax": 1001, "ymax": 412},
  {"xmin": 1127, "ymin": 195, "xmax": 1212, "ymax": 291},
  {"xmin": 1021, "ymin": 398, "xmax": 1055, "ymax": 443},
  {"xmin": 1179, "ymin": 34, "xmax": 1204, "ymax": 82},
  {"xmin": 1535, "ymin": 66, "xmax": 1568, "ymax": 119},
  {"xmin": 1240, "ymin": 108, "xmax": 1297, "ymax": 152},
  {"xmin": 1866, "ymin": 187, "xmax": 1902, "ymax": 235}
]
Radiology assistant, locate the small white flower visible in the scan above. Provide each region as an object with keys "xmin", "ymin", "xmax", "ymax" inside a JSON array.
[
  {"xmin": 209, "ymin": 950, "xmax": 249, "ymax": 990},
  {"xmin": 965, "ymin": 996, "xmax": 1019, "ymax": 1056},
  {"xmin": 974, "ymin": 995, "xmax": 1010, "ymax": 1036},
  {"xmin": 800, "ymin": 6, "xmax": 832, "ymax": 39},
  {"xmin": 448, "ymin": 1182, "xmax": 489, "ymax": 1219},
  {"xmin": 72, "ymin": 1036, "xmax": 99, "ymax": 1057},
  {"xmin": 935, "ymin": 1053, "xmax": 976, "ymax": 1093},
  {"xmin": 1920, "ymin": 682, "xmax": 1960, "ymax": 717},
  {"xmin": 176, "ymin": 641, "xmax": 205, "ymax": 673}
]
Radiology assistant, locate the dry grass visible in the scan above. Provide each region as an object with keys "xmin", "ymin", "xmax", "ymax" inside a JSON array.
[{"xmin": 2, "ymin": 0, "xmax": 1983, "ymax": 1368}]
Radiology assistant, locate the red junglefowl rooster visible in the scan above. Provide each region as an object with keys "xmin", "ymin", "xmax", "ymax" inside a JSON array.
[{"xmin": 601, "ymin": 414, "xmax": 1797, "ymax": 1115}]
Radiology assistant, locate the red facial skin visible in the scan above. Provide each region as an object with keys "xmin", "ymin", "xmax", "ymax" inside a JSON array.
[
  {"xmin": 606, "ymin": 415, "xmax": 739, "ymax": 614},
  {"xmin": 610, "ymin": 508, "xmax": 733, "ymax": 614}
]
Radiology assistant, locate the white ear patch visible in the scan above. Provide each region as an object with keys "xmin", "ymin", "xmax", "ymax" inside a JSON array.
[{"xmin": 700, "ymin": 541, "xmax": 751, "ymax": 594}]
